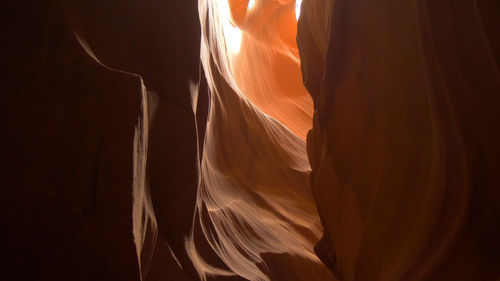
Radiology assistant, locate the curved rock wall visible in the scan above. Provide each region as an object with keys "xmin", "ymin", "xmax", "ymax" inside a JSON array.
[
  {"xmin": 298, "ymin": 0, "xmax": 500, "ymax": 280},
  {"xmin": 2, "ymin": 1, "xmax": 499, "ymax": 281}
]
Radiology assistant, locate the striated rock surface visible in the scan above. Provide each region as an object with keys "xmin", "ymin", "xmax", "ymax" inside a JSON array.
[
  {"xmin": 298, "ymin": 0, "xmax": 500, "ymax": 280},
  {"xmin": 3, "ymin": 0, "xmax": 499, "ymax": 280}
]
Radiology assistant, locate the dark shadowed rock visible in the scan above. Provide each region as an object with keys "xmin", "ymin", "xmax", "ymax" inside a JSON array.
[{"xmin": 298, "ymin": 0, "xmax": 500, "ymax": 280}]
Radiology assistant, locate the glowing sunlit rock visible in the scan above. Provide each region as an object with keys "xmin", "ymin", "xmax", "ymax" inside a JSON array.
[
  {"xmin": 247, "ymin": 0, "xmax": 255, "ymax": 10},
  {"xmin": 295, "ymin": 0, "xmax": 302, "ymax": 20},
  {"xmin": 186, "ymin": 1, "xmax": 329, "ymax": 280},
  {"xmin": 219, "ymin": 0, "xmax": 242, "ymax": 53}
]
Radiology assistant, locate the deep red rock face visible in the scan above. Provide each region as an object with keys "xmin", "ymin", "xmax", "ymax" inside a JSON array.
[
  {"xmin": 2, "ymin": 0, "xmax": 499, "ymax": 281},
  {"xmin": 298, "ymin": 0, "xmax": 500, "ymax": 280}
]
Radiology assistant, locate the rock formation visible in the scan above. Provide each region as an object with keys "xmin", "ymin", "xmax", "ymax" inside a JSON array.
[
  {"xmin": 298, "ymin": 0, "xmax": 500, "ymax": 280},
  {"xmin": 2, "ymin": 0, "xmax": 498, "ymax": 281}
]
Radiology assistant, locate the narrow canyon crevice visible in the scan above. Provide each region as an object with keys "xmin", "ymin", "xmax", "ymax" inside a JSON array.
[{"xmin": 2, "ymin": 0, "xmax": 499, "ymax": 281}]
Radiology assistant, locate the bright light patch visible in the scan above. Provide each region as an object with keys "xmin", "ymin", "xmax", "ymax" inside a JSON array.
[
  {"xmin": 295, "ymin": 0, "xmax": 302, "ymax": 21},
  {"xmin": 247, "ymin": 0, "xmax": 256, "ymax": 10},
  {"xmin": 219, "ymin": 0, "xmax": 242, "ymax": 53}
]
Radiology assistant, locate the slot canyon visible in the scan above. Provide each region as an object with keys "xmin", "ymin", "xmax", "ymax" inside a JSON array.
[{"xmin": 2, "ymin": 0, "xmax": 499, "ymax": 280}]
